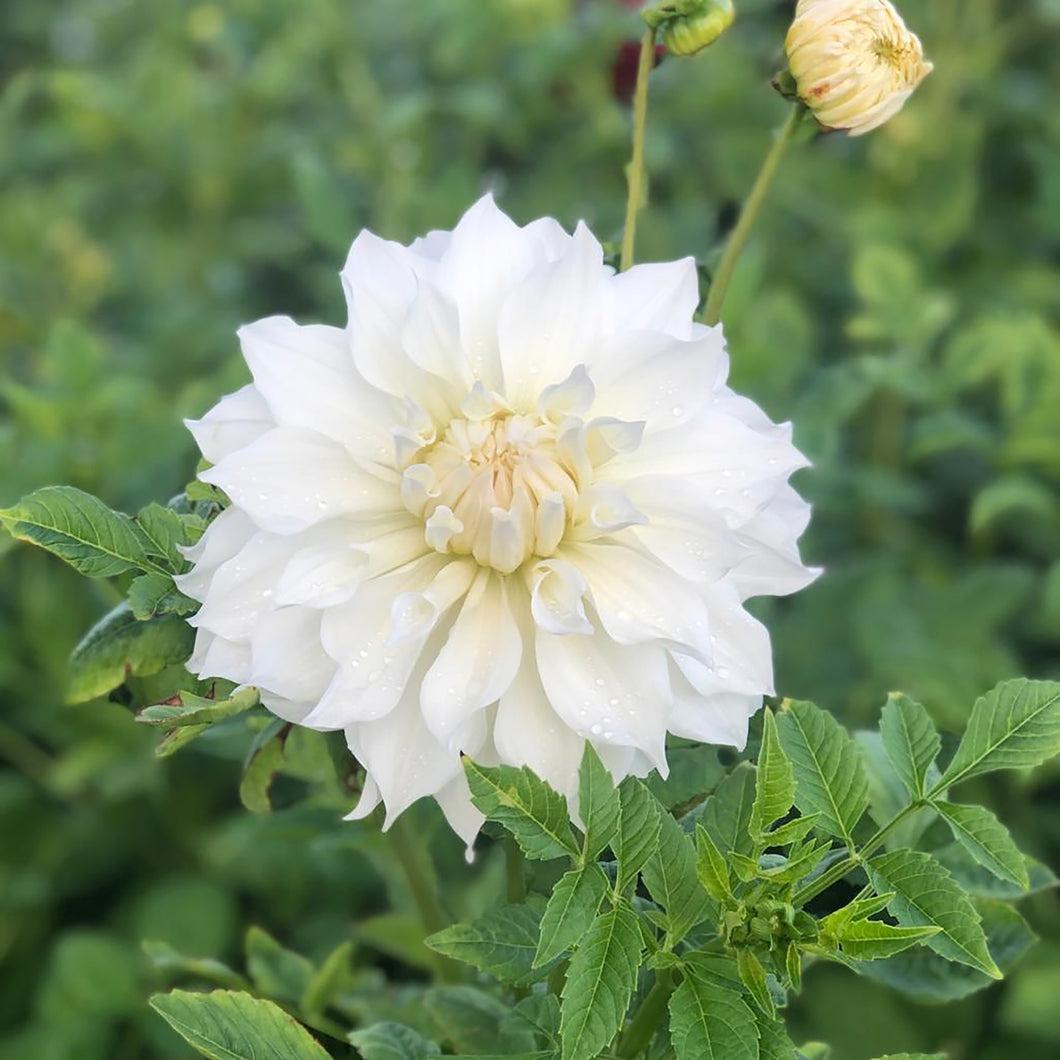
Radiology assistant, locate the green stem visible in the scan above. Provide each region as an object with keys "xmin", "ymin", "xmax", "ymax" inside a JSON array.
[
  {"xmin": 620, "ymin": 28, "xmax": 657, "ymax": 272},
  {"xmin": 792, "ymin": 801, "xmax": 923, "ymax": 907},
  {"xmin": 504, "ymin": 836, "xmax": 527, "ymax": 905},
  {"xmin": 617, "ymin": 973, "xmax": 676, "ymax": 1058},
  {"xmin": 703, "ymin": 106, "xmax": 803, "ymax": 325},
  {"xmin": 387, "ymin": 814, "xmax": 462, "ymax": 983}
]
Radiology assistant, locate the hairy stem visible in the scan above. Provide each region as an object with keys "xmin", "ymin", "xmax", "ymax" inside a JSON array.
[
  {"xmin": 617, "ymin": 972, "xmax": 675, "ymax": 1058},
  {"xmin": 703, "ymin": 105, "xmax": 803, "ymax": 325},
  {"xmin": 387, "ymin": 814, "xmax": 462, "ymax": 983},
  {"xmin": 792, "ymin": 801, "xmax": 924, "ymax": 907},
  {"xmin": 620, "ymin": 28, "xmax": 658, "ymax": 272}
]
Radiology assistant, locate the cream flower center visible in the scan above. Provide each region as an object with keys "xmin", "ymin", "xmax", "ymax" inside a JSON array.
[{"xmin": 401, "ymin": 405, "xmax": 581, "ymax": 575}]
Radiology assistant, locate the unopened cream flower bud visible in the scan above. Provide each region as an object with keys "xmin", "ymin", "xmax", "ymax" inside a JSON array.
[
  {"xmin": 644, "ymin": 0, "xmax": 735, "ymax": 58},
  {"xmin": 785, "ymin": 0, "xmax": 933, "ymax": 136}
]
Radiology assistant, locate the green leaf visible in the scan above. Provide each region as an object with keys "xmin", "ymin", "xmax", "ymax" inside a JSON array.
[
  {"xmin": 857, "ymin": 899, "xmax": 1036, "ymax": 1002},
  {"xmin": 1, "ymin": 485, "xmax": 166, "ymax": 577},
  {"xmin": 777, "ymin": 699, "xmax": 869, "ymax": 846},
  {"xmin": 136, "ymin": 501, "xmax": 197, "ymax": 571},
  {"xmin": 642, "ymin": 811, "xmax": 711, "ymax": 945},
  {"xmin": 142, "ymin": 940, "xmax": 248, "ymax": 991},
  {"xmin": 615, "ymin": 778, "xmax": 660, "ymax": 893},
  {"xmin": 156, "ymin": 723, "xmax": 211, "ymax": 758},
  {"xmin": 751, "ymin": 709, "xmax": 796, "ymax": 839},
  {"xmin": 534, "ymin": 864, "xmax": 608, "ymax": 968},
  {"xmin": 239, "ymin": 720, "xmax": 287, "ymax": 814},
  {"xmin": 933, "ymin": 842, "xmax": 1057, "ymax": 899},
  {"xmin": 464, "ymin": 759, "xmax": 579, "ymax": 861},
  {"xmin": 696, "ymin": 762, "xmax": 756, "ymax": 857},
  {"xmin": 138, "ymin": 687, "xmax": 259, "ymax": 728},
  {"xmin": 578, "ymin": 744, "xmax": 621, "ymax": 861},
  {"xmin": 829, "ymin": 918, "xmax": 941, "ymax": 961},
  {"xmin": 245, "ymin": 926, "xmax": 314, "ymax": 1003},
  {"xmin": 300, "ymin": 940, "xmax": 355, "ymax": 1018},
  {"xmin": 67, "ymin": 603, "xmax": 195, "ymax": 703},
  {"xmin": 937, "ymin": 679, "xmax": 1060, "ymax": 789},
  {"xmin": 501, "ymin": 994, "xmax": 560, "ymax": 1048},
  {"xmin": 758, "ymin": 1017, "xmax": 797, "ymax": 1060},
  {"xmin": 668, "ymin": 975, "xmax": 758, "ymax": 1060},
  {"xmin": 426, "ymin": 903, "xmax": 552, "ymax": 985},
  {"xmin": 695, "ymin": 824, "xmax": 731, "ymax": 904},
  {"xmin": 648, "ymin": 745, "xmax": 726, "ymax": 809},
  {"xmin": 425, "ymin": 985, "xmax": 514, "ymax": 1054},
  {"xmin": 348, "ymin": 1022, "xmax": 440, "ymax": 1060},
  {"xmin": 358, "ymin": 912, "xmax": 435, "ymax": 972},
  {"xmin": 736, "ymin": 948, "xmax": 774, "ymax": 1018},
  {"xmin": 149, "ymin": 989, "xmax": 330, "ymax": 1059},
  {"xmin": 933, "ymin": 801, "xmax": 1030, "ymax": 889},
  {"xmin": 128, "ymin": 571, "xmax": 198, "ymax": 619},
  {"xmin": 857, "ymin": 731, "xmax": 938, "ymax": 851},
  {"xmin": 866, "ymin": 849, "xmax": 1001, "ymax": 978},
  {"xmin": 560, "ymin": 905, "xmax": 643, "ymax": 1060},
  {"xmin": 880, "ymin": 693, "xmax": 940, "ymax": 800}
]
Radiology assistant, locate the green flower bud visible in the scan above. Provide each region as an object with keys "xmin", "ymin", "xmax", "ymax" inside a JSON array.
[{"xmin": 644, "ymin": 0, "xmax": 735, "ymax": 58}]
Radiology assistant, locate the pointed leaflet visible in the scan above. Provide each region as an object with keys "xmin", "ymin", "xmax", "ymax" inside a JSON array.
[
  {"xmin": 465, "ymin": 760, "xmax": 579, "ymax": 861},
  {"xmin": 668, "ymin": 975, "xmax": 758, "ymax": 1060},
  {"xmin": 534, "ymin": 864, "xmax": 609, "ymax": 967},
  {"xmin": 933, "ymin": 802, "xmax": 1029, "ymax": 889},
  {"xmin": 136, "ymin": 501, "xmax": 198, "ymax": 571},
  {"xmin": 128, "ymin": 571, "xmax": 198, "ymax": 619},
  {"xmin": 642, "ymin": 810, "xmax": 712, "ymax": 945},
  {"xmin": 828, "ymin": 919, "xmax": 940, "ymax": 961},
  {"xmin": 697, "ymin": 762, "xmax": 757, "ymax": 857},
  {"xmin": 751, "ymin": 709, "xmax": 796, "ymax": 838},
  {"xmin": 579, "ymin": 744, "xmax": 621, "ymax": 860},
  {"xmin": 880, "ymin": 693, "xmax": 940, "ymax": 800},
  {"xmin": 349, "ymin": 1022, "xmax": 441, "ymax": 1059},
  {"xmin": 695, "ymin": 824, "xmax": 732, "ymax": 904},
  {"xmin": 866, "ymin": 849, "xmax": 1001, "ymax": 978},
  {"xmin": 427, "ymin": 903, "xmax": 553, "ymax": 985},
  {"xmin": 758, "ymin": 1017, "xmax": 798, "ymax": 1060},
  {"xmin": 937, "ymin": 679, "xmax": 1060, "ymax": 789},
  {"xmin": 0, "ymin": 485, "xmax": 168, "ymax": 578},
  {"xmin": 150, "ymin": 989, "xmax": 331, "ymax": 1060},
  {"xmin": 934, "ymin": 841, "xmax": 1056, "ymax": 900},
  {"xmin": 560, "ymin": 904, "xmax": 644, "ymax": 1060},
  {"xmin": 777, "ymin": 699, "xmax": 868, "ymax": 846},
  {"xmin": 736, "ymin": 948, "xmax": 774, "ymax": 1018},
  {"xmin": 615, "ymin": 778, "xmax": 660, "ymax": 893}
]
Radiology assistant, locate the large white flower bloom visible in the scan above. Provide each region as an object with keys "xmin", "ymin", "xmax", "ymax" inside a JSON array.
[{"xmin": 178, "ymin": 196, "xmax": 818, "ymax": 848}]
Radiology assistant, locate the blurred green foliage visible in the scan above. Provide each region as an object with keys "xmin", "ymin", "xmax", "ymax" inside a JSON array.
[{"xmin": 1, "ymin": 0, "xmax": 1058, "ymax": 1057}]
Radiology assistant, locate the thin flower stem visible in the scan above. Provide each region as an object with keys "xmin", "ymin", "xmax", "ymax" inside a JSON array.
[
  {"xmin": 792, "ymin": 801, "xmax": 923, "ymax": 907},
  {"xmin": 617, "ymin": 972, "xmax": 675, "ymax": 1058},
  {"xmin": 387, "ymin": 814, "xmax": 462, "ymax": 983},
  {"xmin": 703, "ymin": 105, "xmax": 803, "ymax": 325},
  {"xmin": 620, "ymin": 28, "xmax": 658, "ymax": 272}
]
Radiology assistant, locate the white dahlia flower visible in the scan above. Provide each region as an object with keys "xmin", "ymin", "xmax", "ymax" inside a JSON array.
[{"xmin": 177, "ymin": 196, "xmax": 818, "ymax": 848}]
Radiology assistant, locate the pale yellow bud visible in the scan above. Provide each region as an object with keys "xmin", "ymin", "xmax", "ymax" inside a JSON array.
[{"xmin": 785, "ymin": 0, "xmax": 933, "ymax": 136}]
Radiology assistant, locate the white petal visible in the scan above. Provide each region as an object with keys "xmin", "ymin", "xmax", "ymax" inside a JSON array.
[
  {"xmin": 528, "ymin": 557, "xmax": 593, "ymax": 635},
  {"xmin": 186, "ymin": 628, "xmax": 252, "ymax": 686},
  {"xmin": 611, "ymin": 257, "xmax": 699, "ymax": 338},
  {"xmin": 498, "ymin": 223, "xmax": 611, "ymax": 410},
  {"xmin": 174, "ymin": 508, "xmax": 257, "ymax": 601},
  {"xmin": 420, "ymin": 569, "xmax": 522, "ymax": 749},
  {"xmin": 435, "ymin": 773, "xmax": 486, "ymax": 860},
  {"xmin": 250, "ymin": 607, "xmax": 336, "ymax": 703},
  {"xmin": 344, "ymin": 774, "xmax": 381, "ymax": 820},
  {"xmin": 535, "ymin": 622, "xmax": 671, "ymax": 770},
  {"xmin": 185, "ymin": 384, "xmax": 273, "ymax": 465},
  {"xmin": 274, "ymin": 536, "xmax": 370, "ymax": 608},
  {"xmin": 563, "ymin": 541, "xmax": 712, "ymax": 661},
  {"xmin": 258, "ymin": 689, "xmax": 318, "ymax": 726},
  {"xmin": 200, "ymin": 426, "xmax": 402, "ymax": 535},
  {"xmin": 238, "ymin": 316, "xmax": 396, "ymax": 466},
  {"xmin": 401, "ymin": 282, "xmax": 474, "ymax": 391},
  {"xmin": 669, "ymin": 666, "xmax": 759, "ymax": 750}
]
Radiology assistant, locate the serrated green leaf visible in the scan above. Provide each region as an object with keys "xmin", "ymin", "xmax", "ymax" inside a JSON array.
[
  {"xmin": 615, "ymin": 778, "xmax": 660, "ymax": 893},
  {"xmin": 136, "ymin": 501, "xmax": 196, "ymax": 571},
  {"xmin": 1, "ymin": 485, "xmax": 167, "ymax": 577},
  {"xmin": 427, "ymin": 903, "xmax": 552, "ymax": 985},
  {"xmin": 349, "ymin": 1021, "xmax": 440, "ymax": 1060},
  {"xmin": 138, "ymin": 687, "xmax": 259, "ymax": 728},
  {"xmin": 579, "ymin": 744, "xmax": 621, "ymax": 861},
  {"xmin": 764, "ymin": 814, "xmax": 821, "ymax": 847},
  {"xmin": 856, "ymin": 898, "xmax": 1036, "ymax": 1002},
  {"xmin": 933, "ymin": 842, "xmax": 1057, "ymax": 899},
  {"xmin": 857, "ymin": 731, "xmax": 939, "ymax": 850},
  {"xmin": 867, "ymin": 849, "xmax": 1001, "ymax": 978},
  {"xmin": 150, "ymin": 989, "xmax": 330, "ymax": 1059},
  {"xmin": 643, "ymin": 811, "xmax": 711, "ymax": 945},
  {"xmin": 830, "ymin": 918, "xmax": 941, "ymax": 961},
  {"xmin": 534, "ymin": 864, "xmax": 608, "ymax": 968},
  {"xmin": 735, "ymin": 947, "xmax": 774, "ymax": 1018},
  {"xmin": 880, "ymin": 693, "xmax": 940, "ymax": 800},
  {"xmin": 501, "ymin": 994, "xmax": 560, "ymax": 1048},
  {"xmin": 751, "ymin": 709, "xmax": 796, "ymax": 839},
  {"xmin": 67, "ymin": 603, "xmax": 195, "ymax": 703},
  {"xmin": 560, "ymin": 905, "xmax": 643, "ymax": 1060},
  {"xmin": 697, "ymin": 762, "xmax": 756, "ymax": 857},
  {"xmin": 937, "ymin": 679, "xmax": 1060, "ymax": 789},
  {"xmin": 933, "ymin": 801, "xmax": 1029, "ymax": 889},
  {"xmin": 695, "ymin": 824, "xmax": 731, "ymax": 904},
  {"xmin": 668, "ymin": 975, "xmax": 758, "ymax": 1060},
  {"xmin": 777, "ymin": 699, "xmax": 868, "ymax": 846},
  {"xmin": 758, "ymin": 1016, "xmax": 797, "ymax": 1060},
  {"xmin": 785, "ymin": 943, "xmax": 802, "ymax": 993},
  {"xmin": 465, "ymin": 759, "xmax": 578, "ymax": 861},
  {"xmin": 128, "ymin": 571, "xmax": 198, "ymax": 619}
]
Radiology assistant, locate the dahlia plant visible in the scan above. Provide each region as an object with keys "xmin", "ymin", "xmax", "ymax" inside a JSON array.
[{"xmin": 2, "ymin": 2, "xmax": 1056, "ymax": 1059}]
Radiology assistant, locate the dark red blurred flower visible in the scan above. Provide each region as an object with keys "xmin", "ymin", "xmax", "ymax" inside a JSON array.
[{"xmin": 612, "ymin": 39, "xmax": 667, "ymax": 106}]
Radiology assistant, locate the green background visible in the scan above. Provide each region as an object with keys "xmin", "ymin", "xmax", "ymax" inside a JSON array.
[{"xmin": 1, "ymin": 0, "xmax": 1058, "ymax": 1056}]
